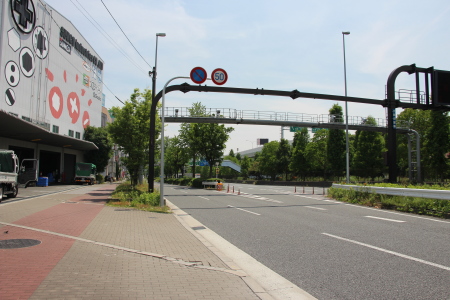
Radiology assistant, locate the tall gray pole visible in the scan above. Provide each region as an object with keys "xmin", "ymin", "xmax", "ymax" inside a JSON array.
[
  {"xmin": 148, "ymin": 33, "xmax": 165, "ymax": 192},
  {"xmin": 342, "ymin": 31, "xmax": 350, "ymax": 184}
]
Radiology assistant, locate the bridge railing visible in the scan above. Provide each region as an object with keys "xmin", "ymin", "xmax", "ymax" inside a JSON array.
[{"xmin": 162, "ymin": 107, "xmax": 411, "ymax": 129}]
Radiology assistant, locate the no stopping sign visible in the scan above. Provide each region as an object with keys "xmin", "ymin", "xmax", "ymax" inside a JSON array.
[{"xmin": 211, "ymin": 68, "xmax": 228, "ymax": 85}]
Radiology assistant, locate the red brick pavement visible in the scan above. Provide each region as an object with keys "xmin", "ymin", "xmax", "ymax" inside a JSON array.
[{"xmin": 0, "ymin": 186, "xmax": 114, "ymax": 300}]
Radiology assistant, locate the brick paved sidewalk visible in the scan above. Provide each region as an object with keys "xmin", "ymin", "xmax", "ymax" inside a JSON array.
[{"xmin": 0, "ymin": 184, "xmax": 270, "ymax": 300}]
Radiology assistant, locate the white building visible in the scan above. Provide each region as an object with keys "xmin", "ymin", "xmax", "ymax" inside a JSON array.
[{"xmin": 0, "ymin": 0, "xmax": 104, "ymax": 183}]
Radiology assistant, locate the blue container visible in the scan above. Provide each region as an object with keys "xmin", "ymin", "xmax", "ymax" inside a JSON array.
[{"xmin": 37, "ymin": 177, "xmax": 48, "ymax": 187}]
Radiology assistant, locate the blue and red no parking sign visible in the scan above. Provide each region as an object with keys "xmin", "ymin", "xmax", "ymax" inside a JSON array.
[{"xmin": 190, "ymin": 67, "xmax": 207, "ymax": 84}]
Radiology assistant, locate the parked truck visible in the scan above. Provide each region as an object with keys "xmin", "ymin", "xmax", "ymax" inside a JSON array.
[
  {"xmin": 0, "ymin": 150, "xmax": 19, "ymax": 201},
  {"xmin": 0, "ymin": 150, "xmax": 39, "ymax": 201},
  {"xmin": 74, "ymin": 162, "xmax": 96, "ymax": 185}
]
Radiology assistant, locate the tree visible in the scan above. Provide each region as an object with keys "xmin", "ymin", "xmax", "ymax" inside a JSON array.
[
  {"xmin": 423, "ymin": 110, "xmax": 450, "ymax": 181},
  {"xmin": 258, "ymin": 141, "xmax": 279, "ymax": 180},
  {"xmin": 108, "ymin": 89, "xmax": 154, "ymax": 187},
  {"xmin": 240, "ymin": 156, "xmax": 251, "ymax": 179},
  {"xmin": 352, "ymin": 116, "xmax": 386, "ymax": 180},
  {"xmin": 83, "ymin": 126, "xmax": 113, "ymax": 173},
  {"xmin": 228, "ymin": 149, "xmax": 235, "ymax": 157},
  {"xmin": 327, "ymin": 104, "xmax": 346, "ymax": 180},
  {"xmin": 276, "ymin": 138, "xmax": 291, "ymax": 180},
  {"xmin": 236, "ymin": 153, "xmax": 242, "ymax": 161},
  {"xmin": 180, "ymin": 102, "xmax": 234, "ymax": 178},
  {"xmin": 396, "ymin": 109, "xmax": 431, "ymax": 178},
  {"xmin": 165, "ymin": 135, "xmax": 189, "ymax": 178},
  {"xmin": 179, "ymin": 102, "xmax": 207, "ymax": 177},
  {"xmin": 305, "ymin": 129, "xmax": 328, "ymax": 179},
  {"xmin": 290, "ymin": 128, "xmax": 310, "ymax": 180}
]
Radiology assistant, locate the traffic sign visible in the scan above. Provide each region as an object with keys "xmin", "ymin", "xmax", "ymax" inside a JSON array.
[
  {"xmin": 190, "ymin": 67, "xmax": 207, "ymax": 84},
  {"xmin": 290, "ymin": 126, "xmax": 303, "ymax": 132},
  {"xmin": 211, "ymin": 68, "xmax": 228, "ymax": 85}
]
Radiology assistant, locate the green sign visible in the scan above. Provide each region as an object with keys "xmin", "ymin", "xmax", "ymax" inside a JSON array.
[
  {"xmin": 290, "ymin": 126, "xmax": 303, "ymax": 132},
  {"xmin": 312, "ymin": 128, "xmax": 328, "ymax": 133}
]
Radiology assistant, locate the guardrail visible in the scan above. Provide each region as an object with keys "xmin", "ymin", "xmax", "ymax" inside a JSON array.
[{"xmin": 332, "ymin": 184, "xmax": 450, "ymax": 200}]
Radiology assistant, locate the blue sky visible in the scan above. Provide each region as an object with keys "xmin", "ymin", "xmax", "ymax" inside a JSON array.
[{"xmin": 45, "ymin": 0, "xmax": 450, "ymax": 153}]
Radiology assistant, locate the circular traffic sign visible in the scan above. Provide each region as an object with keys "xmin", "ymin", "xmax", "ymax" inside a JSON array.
[
  {"xmin": 211, "ymin": 68, "xmax": 228, "ymax": 85},
  {"xmin": 190, "ymin": 67, "xmax": 207, "ymax": 84}
]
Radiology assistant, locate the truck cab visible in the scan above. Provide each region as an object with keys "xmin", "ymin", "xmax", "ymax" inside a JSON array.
[{"xmin": 74, "ymin": 162, "xmax": 96, "ymax": 185}]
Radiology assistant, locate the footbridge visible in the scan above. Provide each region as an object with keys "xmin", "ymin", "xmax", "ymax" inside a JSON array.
[{"xmin": 162, "ymin": 107, "xmax": 411, "ymax": 133}]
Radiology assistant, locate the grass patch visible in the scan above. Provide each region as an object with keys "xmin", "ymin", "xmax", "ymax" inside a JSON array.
[
  {"xmin": 328, "ymin": 187, "xmax": 450, "ymax": 218},
  {"xmin": 107, "ymin": 182, "xmax": 171, "ymax": 213}
]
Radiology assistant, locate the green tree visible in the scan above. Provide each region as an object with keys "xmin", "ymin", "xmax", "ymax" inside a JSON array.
[
  {"xmin": 305, "ymin": 129, "xmax": 328, "ymax": 179},
  {"xmin": 228, "ymin": 149, "xmax": 235, "ymax": 157},
  {"xmin": 180, "ymin": 103, "xmax": 234, "ymax": 178},
  {"xmin": 235, "ymin": 153, "xmax": 242, "ymax": 161},
  {"xmin": 290, "ymin": 128, "xmax": 310, "ymax": 180},
  {"xmin": 108, "ymin": 89, "xmax": 153, "ymax": 187},
  {"xmin": 258, "ymin": 141, "xmax": 280, "ymax": 180},
  {"xmin": 83, "ymin": 126, "xmax": 113, "ymax": 173},
  {"xmin": 327, "ymin": 104, "xmax": 346, "ymax": 180},
  {"xmin": 352, "ymin": 116, "xmax": 386, "ymax": 180},
  {"xmin": 276, "ymin": 138, "xmax": 291, "ymax": 180},
  {"xmin": 165, "ymin": 135, "xmax": 189, "ymax": 178},
  {"xmin": 240, "ymin": 156, "xmax": 251, "ymax": 179},
  {"xmin": 423, "ymin": 110, "xmax": 450, "ymax": 181},
  {"xmin": 396, "ymin": 109, "xmax": 431, "ymax": 178}
]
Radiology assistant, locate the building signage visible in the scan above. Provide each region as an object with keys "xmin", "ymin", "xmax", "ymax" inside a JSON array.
[{"xmin": 60, "ymin": 27, "xmax": 103, "ymax": 70}]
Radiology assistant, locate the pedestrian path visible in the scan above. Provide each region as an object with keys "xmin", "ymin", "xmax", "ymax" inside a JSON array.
[{"xmin": 0, "ymin": 184, "xmax": 271, "ymax": 299}]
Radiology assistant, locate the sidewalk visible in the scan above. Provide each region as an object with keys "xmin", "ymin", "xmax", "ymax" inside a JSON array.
[{"xmin": 0, "ymin": 184, "xmax": 272, "ymax": 300}]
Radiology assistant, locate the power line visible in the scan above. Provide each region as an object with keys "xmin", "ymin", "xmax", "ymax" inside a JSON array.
[
  {"xmin": 100, "ymin": 0, "xmax": 153, "ymax": 70},
  {"xmin": 69, "ymin": 0, "xmax": 147, "ymax": 75}
]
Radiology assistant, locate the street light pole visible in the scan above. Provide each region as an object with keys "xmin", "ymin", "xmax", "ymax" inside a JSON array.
[
  {"xmin": 342, "ymin": 31, "xmax": 350, "ymax": 184},
  {"xmin": 148, "ymin": 33, "xmax": 165, "ymax": 192}
]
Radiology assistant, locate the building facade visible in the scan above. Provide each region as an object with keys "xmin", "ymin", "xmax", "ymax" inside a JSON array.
[{"xmin": 0, "ymin": 0, "xmax": 104, "ymax": 183}]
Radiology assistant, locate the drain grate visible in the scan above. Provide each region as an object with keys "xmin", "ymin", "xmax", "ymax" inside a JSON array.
[
  {"xmin": 114, "ymin": 208, "xmax": 133, "ymax": 211},
  {"xmin": 191, "ymin": 226, "xmax": 206, "ymax": 231},
  {"xmin": 0, "ymin": 239, "xmax": 41, "ymax": 249}
]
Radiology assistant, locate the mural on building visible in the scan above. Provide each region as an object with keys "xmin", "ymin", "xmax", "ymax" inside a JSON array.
[{"xmin": 1, "ymin": 0, "xmax": 104, "ymax": 133}]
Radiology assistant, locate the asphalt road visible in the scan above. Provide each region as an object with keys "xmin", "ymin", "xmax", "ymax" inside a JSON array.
[{"xmin": 165, "ymin": 183, "xmax": 450, "ymax": 300}]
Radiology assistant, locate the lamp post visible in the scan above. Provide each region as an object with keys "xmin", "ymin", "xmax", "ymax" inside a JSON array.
[
  {"xmin": 148, "ymin": 33, "xmax": 165, "ymax": 192},
  {"xmin": 342, "ymin": 31, "xmax": 350, "ymax": 184}
]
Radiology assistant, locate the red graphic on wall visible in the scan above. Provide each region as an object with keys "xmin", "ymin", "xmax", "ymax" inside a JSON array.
[
  {"xmin": 48, "ymin": 87, "xmax": 63, "ymax": 118},
  {"xmin": 82, "ymin": 111, "xmax": 90, "ymax": 128},
  {"xmin": 88, "ymin": 99, "xmax": 92, "ymax": 106},
  {"xmin": 67, "ymin": 92, "xmax": 80, "ymax": 123},
  {"xmin": 45, "ymin": 68, "xmax": 54, "ymax": 82}
]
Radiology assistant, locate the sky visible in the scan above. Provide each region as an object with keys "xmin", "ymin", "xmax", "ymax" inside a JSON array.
[{"xmin": 44, "ymin": 0, "xmax": 450, "ymax": 154}]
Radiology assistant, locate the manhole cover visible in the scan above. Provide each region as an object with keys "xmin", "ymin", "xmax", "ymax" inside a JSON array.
[{"xmin": 0, "ymin": 239, "xmax": 41, "ymax": 249}]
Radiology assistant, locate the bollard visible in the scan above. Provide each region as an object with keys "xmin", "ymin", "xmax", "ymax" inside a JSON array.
[
  {"xmin": 295, "ymin": 186, "xmax": 297, "ymax": 193},
  {"xmin": 238, "ymin": 189, "xmax": 240, "ymax": 195},
  {"xmin": 233, "ymin": 186, "xmax": 235, "ymax": 193},
  {"xmin": 303, "ymin": 186, "xmax": 305, "ymax": 194},
  {"xmin": 313, "ymin": 186, "xmax": 315, "ymax": 194},
  {"xmin": 323, "ymin": 187, "xmax": 325, "ymax": 195}
]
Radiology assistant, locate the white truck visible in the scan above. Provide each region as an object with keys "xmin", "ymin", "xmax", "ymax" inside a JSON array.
[
  {"xmin": 0, "ymin": 150, "xmax": 38, "ymax": 201},
  {"xmin": 0, "ymin": 150, "xmax": 19, "ymax": 201}
]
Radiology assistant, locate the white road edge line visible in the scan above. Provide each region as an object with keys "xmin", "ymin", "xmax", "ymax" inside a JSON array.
[
  {"xmin": 227, "ymin": 205, "xmax": 261, "ymax": 216},
  {"xmin": 365, "ymin": 216, "xmax": 406, "ymax": 223},
  {"xmin": 304, "ymin": 206, "xmax": 327, "ymax": 211},
  {"xmin": 322, "ymin": 233, "xmax": 450, "ymax": 272}
]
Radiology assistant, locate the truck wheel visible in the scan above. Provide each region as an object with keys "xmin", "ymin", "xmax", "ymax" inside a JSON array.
[
  {"xmin": 0, "ymin": 185, "xmax": 3, "ymax": 201},
  {"xmin": 7, "ymin": 185, "xmax": 18, "ymax": 198}
]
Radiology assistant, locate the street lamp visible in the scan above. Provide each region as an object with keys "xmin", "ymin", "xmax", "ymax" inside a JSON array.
[
  {"xmin": 148, "ymin": 33, "xmax": 165, "ymax": 192},
  {"xmin": 342, "ymin": 31, "xmax": 350, "ymax": 183}
]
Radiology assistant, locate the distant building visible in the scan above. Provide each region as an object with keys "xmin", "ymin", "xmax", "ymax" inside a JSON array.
[{"xmin": 0, "ymin": 0, "xmax": 104, "ymax": 183}]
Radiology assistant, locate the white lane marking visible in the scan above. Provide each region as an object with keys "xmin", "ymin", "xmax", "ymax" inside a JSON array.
[
  {"xmin": 365, "ymin": 216, "xmax": 406, "ymax": 223},
  {"xmin": 227, "ymin": 205, "xmax": 261, "ymax": 216},
  {"xmin": 304, "ymin": 206, "xmax": 327, "ymax": 211},
  {"xmin": 198, "ymin": 196, "xmax": 210, "ymax": 201},
  {"xmin": 322, "ymin": 233, "xmax": 450, "ymax": 272}
]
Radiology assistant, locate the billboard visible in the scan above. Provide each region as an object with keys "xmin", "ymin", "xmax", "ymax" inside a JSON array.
[{"xmin": 0, "ymin": 0, "xmax": 104, "ymax": 136}]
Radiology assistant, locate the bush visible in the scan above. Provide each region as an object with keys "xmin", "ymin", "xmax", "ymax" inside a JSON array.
[{"xmin": 327, "ymin": 187, "xmax": 450, "ymax": 218}]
